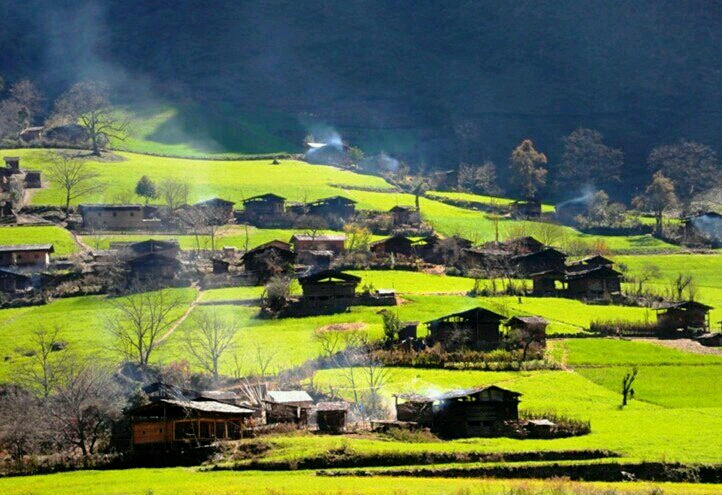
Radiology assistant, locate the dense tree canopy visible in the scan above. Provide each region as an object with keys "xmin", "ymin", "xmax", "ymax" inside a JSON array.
[
  {"xmin": 509, "ymin": 139, "xmax": 547, "ymax": 200},
  {"xmin": 558, "ymin": 129, "xmax": 624, "ymax": 191}
]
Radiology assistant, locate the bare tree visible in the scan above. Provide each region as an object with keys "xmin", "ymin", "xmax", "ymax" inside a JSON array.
[
  {"xmin": 621, "ymin": 367, "xmax": 637, "ymax": 407},
  {"xmin": 184, "ymin": 310, "xmax": 238, "ymax": 383},
  {"xmin": 0, "ymin": 386, "xmax": 44, "ymax": 461},
  {"xmin": 106, "ymin": 289, "xmax": 184, "ymax": 371},
  {"xmin": 253, "ymin": 343, "xmax": 278, "ymax": 379},
  {"xmin": 49, "ymin": 361, "xmax": 121, "ymax": 456},
  {"xmin": 18, "ymin": 326, "xmax": 68, "ymax": 398},
  {"xmin": 52, "ymin": 81, "xmax": 129, "ymax": 155},
  {"xmin": 158, "ymin": 178, "xmax": 191, "ymax": 213},
  {"xmin": 45, "ymin": 151, "xmax": 105, "ymax": 214},
  {"xmin": 180, "ymin": 205, "xmax": 228, "ymax": 252}
]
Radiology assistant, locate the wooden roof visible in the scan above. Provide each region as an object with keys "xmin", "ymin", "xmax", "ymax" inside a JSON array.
[
  {"xmin": 426, "ymin": 306, "xmax": 506, "ymax": 325},
  {"xmin": 565, "ymin": 265, "xmax": 622, "ymax": 281},
  {"xmin": 128, "ymin": 239, "xmax": 180, "ymax": 254},
  {"xmin": 242, "ymin": 240, "xmax": 292, "ymax": 259},
  {"xmin": 194, "ymin": 197, "xmax": 236, "ymax": 207},
  {"xmin": 126, "ymin": 398, "xmax": 254, "ymax": 417},
  {"xmin": 0, "ymin": 243, "xmax": 54, "ymax": 253},
  {"xmin": 307, "ymin": 195, "xmax": 357, "ymax": 206},
  {"xmin": 506, "ymin": 315, "xmax": 548, "ymax": 326},
  {"xmin": 78, "ymin": 204, "xmax": 143, "ymax": 211},
  {"xmin": 394, "ymin": 385, "xmax": 521, "ymax": 404},
  {"xmin": 243, "ymin": 193, "xmax": 286, "ymax": 203},
  {"xmin": 290, "ymin": 234, "xmax": 346, "ymax": 242},
  {"xmin": 266, "ymin": 390, "xmax": 313, "ymax": 404},
  {"xmin": 298, "ymin": 269, "xmax": 362, "ymax": 284}
]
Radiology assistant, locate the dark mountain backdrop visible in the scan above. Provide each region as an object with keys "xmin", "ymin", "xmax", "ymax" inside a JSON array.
[{"xmin": 2, "ymin": 0, "xmax": 722, "ymax": 198}]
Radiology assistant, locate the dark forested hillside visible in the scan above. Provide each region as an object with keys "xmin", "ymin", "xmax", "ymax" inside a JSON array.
[{"xmin": 2, "ymin": 0, "xmax": 721, "ymax": 198}]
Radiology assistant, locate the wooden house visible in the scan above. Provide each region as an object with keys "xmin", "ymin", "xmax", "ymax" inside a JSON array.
[
  {"xmin": 242, "ymin": 193, "xmax": 286, "ymax": 218},
  {"xmin": 193, "ymin": 198, "xmax": 235, "ymax": 223},
  {"xmin": 529, "ymin": 269, "xmax": 565, "ymax": 296},
  {"xmin": 393, "ymin": 385, "xmax": 521, "ymax": 438},
  {"xmin": 264, "ymin": 390, "xmax": 314, "ymax": 426},
  {"xmin": 656, "ymin": 301, "xmax": 713, "ymax": 333},
  {"xmin": 241, "ymin": 240, "xmax": 295, "ymax": 282},
  {"xmin": 566, "ymin": 255, "xmax": 615, "ymax": 272},
  {"xmin": 501, "ymin": 236, "xmax": 544, "ymax": 254},
  {"xmin": 290, "ymin": 234, "xmax": 346, "ymax": 255},
  {"xmin": 78, "ymin": 204, "xmax": 147, "ymax": 230},
  {"xmin": 398, "ymin": 321, "xmax": 419, "ymax": 340},
  {"xmin": 315, "ymin": 402, "xmax": 349, "ymax": 433},
  {"xmin": 306, "ymin": 196, "xmax": 356, "ymax": 219},
  {"xmin": 462, "ymin": 248, "xmax": 509, "ymax": 273},
  {"xmin": 3, "ymin": 157, "xmax": 20, "ymax": 173},
  {"xmin": 370, "ymin": 234, "xmax": 414, "ymax": 257},
  {"xmin": 426, "ymin": 307, "xmax": 506, "ymax": 350},
  {"xmin": 565, "ymin": 265, "xmax": 622, "ymax": 300},
  {"xmin": 298, "ymin": 269, "xmax": 361, "ymax": 305},
  {"xmin": 505, "ymin": 316, "xmax": 548, "ymax": 346},
  {"xmin": 23, "ymin": 170, "xmax": 42, "ymax": 188},
  {"xmin": 511, "ymin": 200, "xmax": 541, "ymax": 219},
  {"xmin": 681, "ymin": 211, "xmax": 722, "ymax": 246},
  {"xmin": 512, "ymin": 247, "xmax": 567, "ymax": 277},
  {"xmin": 128, "ymin": 253, "xmax": 182, "ymax": 281},
  {"xmin": 0, "ymin": 244, "xmax": 54, "ymax": 268},
  {"xmin": 125, "ymin": 398, "xmax": 254, "ymax": 449},
  {"xmin": 389, "ymin": 205, "xmax": 417, "ymax": 226},
  {"xmin": 126, "ymin": 239, "xmax": 181, "ymax": 258},
  {"xmin": 0, "ymin": 269, "xmax": 32, "ymax": 293}
]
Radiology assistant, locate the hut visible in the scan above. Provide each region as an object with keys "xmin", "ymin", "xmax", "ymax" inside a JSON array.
[
  {"xmin": 425, "ymin": 307, "xmax": 506, "ymax": 350},
  {"xmin": 656, "ymin": 301, "xmax": 713, "ymax": 334},
  {"xmin": 126, "ymin": 239, "xmax": 180, "ymax": 258},
  {"xmin": 529, "ymin": 269, "xmax": 565, "ymax": 296},
  {"xmin": 306, "ymin": 196, "xmax": 356, "ymax": 219},
  {"xmin": 389, "ymin": 205, "xmax": 418, "ymax": 226},
  {"xmin": 193, "ymin": 198, "xmax": 236, "ymax": 223},
  {"xmin": 398, "ymin": 321, "xmax": 419, "ymax": 341},
  {"xmin": 565, "ymin": 265, "xmax": 622, "ymax": 300},
  {"xmin": 369, "ymin": 234, "xmax": 414, "ymax": 257},
  {"xmin": 242, "ymin": 193, "xmax": 286, "ymax": 218},
  {"xmin": 264, "ymin": 390, "xmax": 314, "ymax": 426},
  {"xmin": 505, "ymin": 315, "xmax": 548, "ymax": 348},
  {"xmin": 298, "ymin": 269, "xmax": 361, "ymax": 305},
  {"xmin": 511, "ymin": 200, "xmax": 542, "ymax": 219},
  {"xmin": 566, "ymin": 255, "xmax": 615, "ymax": 272},
  {"xmin": 512, "ymin": 247, "xmax": 567, "ymax": 277},
  {"xmin": 125, "ymin": 399, "xmax": 254, "ymax": 449},
  {"xmin": 393, "ymin": 385, "xmax": 521, "ymax": 438},
  {"xmin": 315, "ymin": 402, "xmax": 349, "ymax": 433},
  {"xmin": 241, "ymin": 240, "xmax": 296, "ymax": 282},
  {"xmin": 19, "ymin": 127, "xmax": 43, "ymax": 141},
  {"xmin": 78, "ymin": 204, "xmax": 147, "ymax": 230},
  {"xmin": 212, "ymin": 258, "xmax": 230, "ymax": 274},
  {"xmin": 290, "ymin": 234, "xmax": 346, "ymax": 255},
  {"xmin": 0, "ymin": 244, "xmax": 54, "ymax": 268},
  {"xmin": 128, "ymin": 253, "xmax": 182, "ymax": 281}
]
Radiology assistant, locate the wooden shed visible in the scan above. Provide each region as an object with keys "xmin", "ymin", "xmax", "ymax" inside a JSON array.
[
  {"xmin": 505, "ymin": 315, "xmax": 548, "ymax": 347},
  {"xmin": 193, "ymin": 198, "xmax": 236, "ymax": 223},
  {"xmin": 264, "ymin": 390, "xmax": 314, "ymax": 426},
  {"xmin": 394, "ymin": 385, "xmax": 521, "ymax": 438},
  {"xmin": 529, "ymin": 269, "xmax": 565, "ymax": 296},
  {"xmin": 656, "ymin": 301, "xmax": 713, "ymax": 334},
  {"xmin": 242, "ymin": 193, "xmax": 286, "ymax": 218},
  {"xmin": 369, "ymin": 234, "xmax": 414, "ymax": 257},
  {"xmin": 290, "ymin": 234, "xmax": 346, "ymax": 255},
  {"xmin": 511, "ymin": 200, "xmax": 541, "ymax": 219},
  {"xmin": 78, "ymin": 204, "xmax": 146, "ymax": 230},
  {"xmin": 128, "ymin": 253, "xmax": 182, "ymax": 281},
  {"xmin": 125, "ymin": 399, "xmax": 254, "ymax": 449},
  {"xmin": 126, "ymin": 239, "xmax": 181, "ymax": 258},
  {"xmin": 0, "ymin": 244, "xmax": 54, "ymax": 268},
  {"xmin": 23, "ymin": 170, "xmax": 42, "ymax": 188},
  {"xmin": 241, "ymin": 240, "xmax": 295, "ymax": 283},
  {"xmin": 565, "ymin": 265, "xmax": 622, "ymax": 300},
  {"xmin": 0, "ymin": 268, "xmax": 32, "ymax": 293},
  {"xmin": 389, "ymin": 205, "xmax": 418, "ymax": 226},
  {"xmin": 306, "ymin": 196, "xmax": 356, "ymax": 219},
  {"xmin": 315, "ymin": 402, "xmax": 349, "ymax": 433},
  {"xmin": 512, "ymin": 247, "xmax": 567, "ymax": 277},
  {"xmin": 298, "ymin": 269, "xmax": 361, "ymax": 304},
  {"xmin": 426, "ymin": 307, "xmax": 506, "ymax": 350}
]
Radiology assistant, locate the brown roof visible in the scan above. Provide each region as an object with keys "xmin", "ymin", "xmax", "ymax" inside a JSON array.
[
  {"xmin": 316, "ymin": 401, "xmax": 350, "ymax": 411},
  {"xmin": 0, "ymin": 243, "xmax": 54, "ymax": 253},
  {"xmin": 394, "ymin": 385, "xmax": 521, "ymax": 403},
  {"xmin": 290, "ymin": 234, "xmax": 346, "ymax": 242}
]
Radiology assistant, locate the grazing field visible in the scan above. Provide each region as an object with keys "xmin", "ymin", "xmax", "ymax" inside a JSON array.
[
  {"xmin": 428, "ymin": 190, "xmax": 557, "ymax": 213},
  {"xmin": 2, "ymin": 469, "xmax": 719, "ymax": 495},
  {"xmin": 0, "ymin": 225, "xmax": 78, "ymax": 255},
  {"xmin": 617, "ymin": 253, "xmax": 722, "ymax": 289}
]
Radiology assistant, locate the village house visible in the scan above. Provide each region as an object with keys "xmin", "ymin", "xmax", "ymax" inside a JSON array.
[
  {"xmin": 126, "ymin": 239, "xmax": 181, "ymax": 258},
  {"xmin": 656, "ymin": 301, "xmax": 713, "ymax": 334},
  {"xmin": 393, "ymin": 385, "xmax": 521, "ymax": 438},
  {"xmin": 512, "ymin": 247, "xmax": 567, "ymax": 277},
  {"xmin": 0, "ymin": 268, "xmax": 32, "ymax": 293},
  {"xmin": 264, "ymin": 390, "xmax": 314, "ymax": 426},
  {"xmin": 505, "ymin": 315, "xmax": 548, "ymax": 350},
  {"xmin": 528, "ymin": 269, "xmax": 565, "ymax": 296},
  {"xmin": 125, "ymin": 398, "xmax": 254, "ymax": 449},
  {"xmin": 242, "ymin": 193, "xmax": 286, "ymax": 218},
  {"xmin": 389, "ymin": 205, "xmax": 418, "ymax": 226},
  {"xmin": 426, "ymin": 307, "xmax": 506, "ymax": 350},
  {"xmin": 0, "ymin": 244, "xmax": 54, "ymax": 268},
  {"xmin": 128, "ymin": 252, "xmax": 183, "ymax": 282},
  {"xmin": 298, "ymin": 269, "xmax": 361, "ymax": 306},
  {"xmin": 315, "ymin": 402, "xmax": 349, "ymax": 433},
  {"xmin": 369, "ymin": 234, "xmax": 414, "ymax": 257},
  {"xmin": 193, "ymin": 197, "xmax": 236, "ymax": 223},
  {"xmin": 398, "ymin": 321, "xmax": 420, "ymax": 340},
  {"xmin": 511, "ymin": 200, "xmax": 542, "ymax": 219},
  {"xmin": 78, "ymin": 204, "xmax": 148, "ymax": 231},
  {"xmin": 306, "ymin": 196, "xmax": 356, "ymax": 219},
  {"xmin": 681, "ymin": 211, "xmax": 722, "ymax": 246},
  {"xmin": 241, "ymin": 240, "xmax": 296, "ymax": 283},
  {"xmin": 565, "ymin": 265, "xmax": 622, "ymax": 300},
  {"xmin": 566, "ymin": 254, "xmax": 615, "ymax": 272},
  {"xmin": 290, "ymin": 234, "xmax": 346, "ymax": 255}
]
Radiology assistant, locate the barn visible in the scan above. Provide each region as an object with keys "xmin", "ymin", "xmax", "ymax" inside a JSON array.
[{"xmin": 426, "ymin": 307, "xmax": 506, "ymax": 350}]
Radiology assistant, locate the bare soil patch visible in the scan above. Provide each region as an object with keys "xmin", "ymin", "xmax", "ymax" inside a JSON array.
[
  {"xmin": 316, "ymin": 322, "xmax": 367, "ymax": 333},
  {"xmin": 640, "ymin": 338, "xmax": 722, "ymax": 355}
]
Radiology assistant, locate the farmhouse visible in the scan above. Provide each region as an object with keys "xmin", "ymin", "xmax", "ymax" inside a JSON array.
[
  {"xmin": 426, "ymin": 307, "xmax": 506, "ymax": 350},
  {"xmin": 315, "ymin": 402, "xmax": 349, "ymax": 433},
  {"xmin": 128, "ymin": 253, "xmax": 183, "ymax": 281},
  {"xmin": 389, "ymin": 205, "xmax": 418, "ymax": 226},
  {"xmin": 506, "ymin": 316, "xmax": 548, "ymax": 346},
  {"xmin": 565, "ymin": 265, "xmax": 622, "ymax": 300},
  {"xmin": 567, "ymin": 254, "xmax": 615, "ymax": 272},
  {"xmin": 0, "ymin": 268, "xmax": 32, "ymax": 293},
  {"xmin": 0, "ymin": 244, "xmax": 54, "ymax": 268},
  {"xmin": 370, "ymin": 234, "xmax": 414, "ymax": 257},
  {"xmin": 241, "ymin": 240, "xmax": 295, "ymax": 282},
  {"xmin": 78, "ymin": 204, "xmax": 147, "ymax": 230},
  {"xmin": 656, "ymin": 301, "xmax": 713, "ymax": 333},
  {"xmin": 126, "ymin": 398, "xmax": 254, "ymax": 449},
  {"xmin": 306, "ymin": 196, "xmax": 356, "ymax": 219},
  {"xmin": 529, "ymin": 269, "xmax": 565, "ymax": 296},
  {"xmin": 242, "ymin": 193, "xmax": 286, "ymax": 218},
  {"xmin": 264, "ymin": 390, "xmax": 314, "ymax": 425},
  {"xmin": 125, "ymin": 239, "xmax": 181, "ymax": 258},
  {"xmin": 511, "ymin": 199, "xmax": 542, "ymax": 219},
  {"xmin": 290, "ymin": 234, "xmax": 346, "ymax": 255},
  {"xmin": 512, "ymin": 247, "xmax": 567, "ymax": 277},
  {"xmin": 298, "ymin": 269, "xmax": 361, "ymax": 305},
  {"xmin": 393, "ymin": 385, "xmax": 521, "ymax": 438}
]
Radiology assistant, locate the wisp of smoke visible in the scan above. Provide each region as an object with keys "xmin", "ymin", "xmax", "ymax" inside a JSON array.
[{"xmin": 555, "ymin": 185, "xmax": 596, "ymax": 209}]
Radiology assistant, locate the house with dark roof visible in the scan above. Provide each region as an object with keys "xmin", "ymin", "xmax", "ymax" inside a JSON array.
[
  {"xmin": 193, "ymin": 198, "xmax": 236, "ymax": 223},
  {"xmin": 241, "ymin": 240, "xmax": 296, "ymax": 283},
  {"xmin": 242, "ymin": 193, "xmax": 286, "ymax": 218},
  {"xmin": 426, "ymin": 307, "xmax": 506, "ymax": 350},
  {"xmin": 370, "ymin": 234, "xmax": 414, "ymax": 257},
  {"xmin": 512, "ymin": 247, "xmax": 567, "ymax": 277},
  {"xmin": 126, "ymin": 239, "xmax": 181, "ymax": 258},
  {"xmin": 290, "ymin": 234, "xmax": 346, "ymax": 255},
  {"xmin": 0, "ymin": 268, "xmax": 32, "ymax": 293},
  {"xmin": 394, "ymin": 385, "xmax": 521, "ymax": 437},
  {"xmin": 565, "ymin": 265, "xmax": 622, "ymax": 300},
  {"xmin": 656, "ymin": 301, "xmax": 713, "ymax": 334},
  {"xmin": 566, "ymin": 254, "xmax": 615, "ymax": 272},
  {"xmin": 389, "ymin": 205, "xmax": 418, "ymax": 226},
  {"xmin": 264, "ymin": 390, "xmax": 314, "ymax": 426},
  {"xmin": 0, "ymin": 244, "xmax": 54, "ymax": 268},
  {"xmin": 128, "ymin": 253, "xmax": 183, "ymax": 281},
  {"xmin": 316, "ymin": 402, "xmax": 349, "ymax": 433},
  {"xmin": 306, "ymin": 196, "xmax": 356, "ymax": 219},
  {"xmin": 298, "ymin": 269, "xmax": 361, "ymax": 305}
]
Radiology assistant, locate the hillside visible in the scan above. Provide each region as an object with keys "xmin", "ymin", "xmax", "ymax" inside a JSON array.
[{"xmin": 3, "ymin": 1, "xmax": 722, "ymax": 198}]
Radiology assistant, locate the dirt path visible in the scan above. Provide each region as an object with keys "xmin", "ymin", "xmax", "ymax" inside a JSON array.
[
  {"xmin": 69, "ymin": 230, "xmax": 93, "ymax": 253},
  {"xmin": 157, "ymin": 284, "xmax": 202, "ymax": 343},
  {"xmin": 639, "ymin": 338, "xmax": 722, "ymax": 355}
]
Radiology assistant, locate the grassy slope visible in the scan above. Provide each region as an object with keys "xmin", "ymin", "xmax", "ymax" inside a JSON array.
[{"xmin": 0, "ymin": 225, "xmax": 78, "ymax": 255}]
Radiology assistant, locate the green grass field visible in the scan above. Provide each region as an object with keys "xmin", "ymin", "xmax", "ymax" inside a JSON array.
[{"xmin": 0, "ymin": 225, "xmax": 78, "ymax": 255}]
